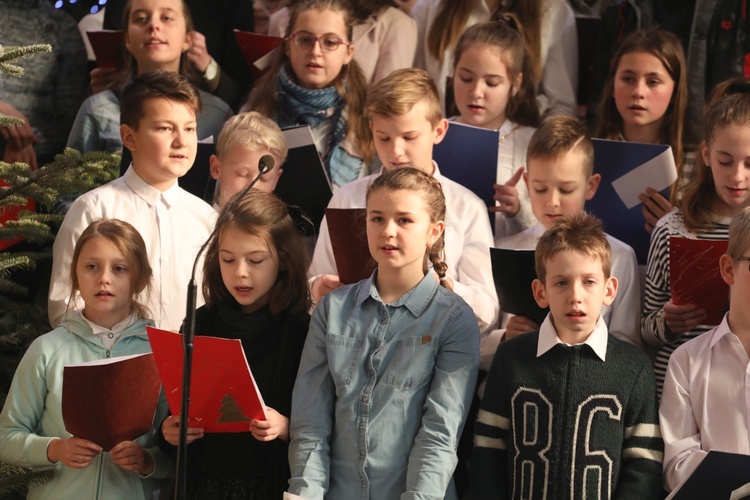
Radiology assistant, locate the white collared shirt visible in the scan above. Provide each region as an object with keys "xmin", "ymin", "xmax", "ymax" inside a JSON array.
[
  {"xmin": 660, "ymin": 314, "xmax": 750, "ymax": 492},
  {"xmin": 80, "ymin": 312, "xmax": 139, "ymax": 350},
  {"xmin": 537, "ymin": 313, "xmax": 609, "ymax": 361},
  {"xmin": 49, "ymin": 166, "xmax": 217, "ymax": 331},
  {"xmin": 309, "ymin": 163, "xmax": 499, "ymax": 334}
]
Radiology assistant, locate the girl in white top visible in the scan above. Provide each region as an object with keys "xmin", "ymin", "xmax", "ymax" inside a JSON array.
[
  {"xmin": 451, "ymin": 16, "xmax": 541, "ymax": 240},
  {"xmin": 411, "ymin": 0, "xmax": 578, "ymax": 117},
  {"xmin": 268, "ymin": 0, "xmax": 417, "ymax": 86}
]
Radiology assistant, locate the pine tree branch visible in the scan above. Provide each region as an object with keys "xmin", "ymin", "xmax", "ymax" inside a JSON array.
[
  {"xmin": 0, "ymin": 44, "xmax": 52, "ymax": 78},
  {"xmin": 0, "ymin": 463, "xmax": 54, "ymax": 494}
]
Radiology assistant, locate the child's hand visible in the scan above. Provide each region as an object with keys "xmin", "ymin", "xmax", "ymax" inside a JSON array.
[
  {"xmin": 88, "ymin": 66, "xmax": 122, "ymax": 94},
  {"xmin": 505, "ymin": 315, "xmax": 539, "ymax": 340},
  {"xmin": 639, "ymin": 187, "xmax": 673, "ymax": 233},
  {"xmin": 161, "ymin": 414, "xmax": 204, "ymax": 446},
  {"xmin": 110, "ymin": 441, "xmax": 154, "ymax": 475},
  {"xmin": 311, "ymin": 274, "xmax": 343, "ymax": 304},
  {"xmin": 47, "ymin": 436, "xmax": 102, "ymax": 469},
  {"xmin": 663, "ymin": 300, "xmax": 707, "ymax": 336},
  {"xmin": 491, "ymin": 167, "xmax": 524, "ymax": 218},
  {"xmin": 250, "ymin": 407, "xmax": 289, "ymax": 442}
]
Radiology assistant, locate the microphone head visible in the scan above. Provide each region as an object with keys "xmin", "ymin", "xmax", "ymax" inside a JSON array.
[{"xmin": 259, "ymin": 154, "xmax": 275, "ymax": 175}]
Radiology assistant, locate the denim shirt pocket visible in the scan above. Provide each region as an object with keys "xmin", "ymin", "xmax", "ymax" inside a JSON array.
[
  {"xmin": 326, "ymin": 333, "xmax": 362, "ymax": 386},
  {"xmin": 386, "ymin": 335, "xmax": 436, "ymax": 389}
]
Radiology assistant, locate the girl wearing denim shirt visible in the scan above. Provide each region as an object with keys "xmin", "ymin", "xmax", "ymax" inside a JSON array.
[{"xmin": 287, "ymin": 167, "xmax": 480, "ymax": 500}]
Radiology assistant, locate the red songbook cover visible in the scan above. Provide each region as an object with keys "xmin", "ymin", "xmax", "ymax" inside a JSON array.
[
  {"xmin": 0, "ymin": 179, "xmax": 35, "ymax": 251},
  {"xmin": 62, "ymin": 353, "xmax": 160, "ymax": 451},
  {"xmin": 669, "ymin": 237, "xmax": 729, "ymax": 325},
  {"xmin": 86, "ymin": 30, "xmax": 126, "ymax": 69},
  {"xmin": 147, "ymin": 326, "xmax": 267, "ymax": 433},
  {"xmin": 326, "ymin": 208, "xmax": 375, "ymax": 284},
  {"xmin": 233, "ymin": 30, "xmax": 282, "ymax": 78}
]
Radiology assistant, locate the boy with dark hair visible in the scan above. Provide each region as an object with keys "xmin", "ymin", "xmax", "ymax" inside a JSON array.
[
  {"xmin": 49, "ymin": 70, "xmax": 216, "ymax": 331},
  {"xmin": 472, "ymin": 212, "xmax": 663, "ymax": 499}
]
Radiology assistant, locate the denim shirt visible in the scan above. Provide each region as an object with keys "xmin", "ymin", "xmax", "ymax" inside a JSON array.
[{"xmin": 288, "ymin": 272, "xmax": 480, "ymax": 500}]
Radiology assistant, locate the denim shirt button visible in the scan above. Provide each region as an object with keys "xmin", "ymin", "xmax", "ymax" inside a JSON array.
[
  {"xmin": 361, "ymin": 484, "xmax": 367, "ymax": 489},
  {"xmin": 362, "ymin": 396, "xmax": 368, "ymax": 403},
  {"xmin": 359, "ymin": 424, "xmax": 366, "ymax": 430}
]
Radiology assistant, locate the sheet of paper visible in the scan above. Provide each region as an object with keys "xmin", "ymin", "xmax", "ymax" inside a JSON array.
[{"xmin": 611, "ymin": 147, "xmax": 677, "ymax": 209}]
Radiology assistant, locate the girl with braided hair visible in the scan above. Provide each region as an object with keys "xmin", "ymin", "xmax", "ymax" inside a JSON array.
[{"xmin": 288, "ymin": 166, "xmax": 480, "ymax": 499}]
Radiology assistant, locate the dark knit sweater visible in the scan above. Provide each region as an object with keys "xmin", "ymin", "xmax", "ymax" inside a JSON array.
[
  {"xmin": 159, "ymin": 302, "xmax": 309, "ymax": 499},
  {"xmin": 471, "ymin": 331, "xmax": 663, "ymax": 500}
]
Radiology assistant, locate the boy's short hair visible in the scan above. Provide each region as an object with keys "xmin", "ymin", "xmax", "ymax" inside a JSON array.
[
  {"xmin": 120, "ymin": 70, "xmax": 202, "ymax": 129},
  {"xmin": 365, "ymin": 68, "xmax": 442, "ymax": 127},
  {"xmin": 527, "ymin": 116, "xmax": 594, "ymax": 177},
  {"xmin": 728, "ymin": 206, "xmax": 750, "ymax": 259},
  {"xmin": 535, "ymin": 212, "xmax": 611, "ymax": 283},
  {"xmin": 216, "ymin": 112, "xmax": 288, "ymax": 165}
]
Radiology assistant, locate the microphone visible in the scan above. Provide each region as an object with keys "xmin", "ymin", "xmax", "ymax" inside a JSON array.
[{"xmin": 174, "ymin": 154, "xmax": 273, "ymax": 499}]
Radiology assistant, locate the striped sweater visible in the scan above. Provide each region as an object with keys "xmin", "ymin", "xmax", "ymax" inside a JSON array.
[
  {"xmin": 641, "ymin": 209, "xmax": 730, "ymax": 394},
  {"xmin": 471, "ymin": 331, "xmax": 663, "ymax": 500}
]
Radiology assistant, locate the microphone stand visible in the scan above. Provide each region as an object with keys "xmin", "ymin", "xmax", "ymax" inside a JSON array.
[{"xmin": 173, "ymin": 157, "xmax": 273, "ymax": 499}]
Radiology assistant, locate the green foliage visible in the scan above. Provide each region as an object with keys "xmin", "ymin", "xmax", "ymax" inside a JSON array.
[
  {"xmin": 0, "ymin": 42, "xmax": 119, "ymax": 494},
  {"xmin": 0, "ymin": 45, "xmax": 51, "ymax": 78},
  {"xmin": 0, "ymin": 463, "xmax": 54, "ymax": 496}
]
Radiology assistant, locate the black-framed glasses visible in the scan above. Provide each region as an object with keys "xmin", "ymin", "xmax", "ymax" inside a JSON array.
[
  {"xmin": 737, "ymin": 256, "xmax": 750, "ymax": 270},
  {"xmin": 287, "ymin": 31, "xmax": 350, "ymax": 52}
]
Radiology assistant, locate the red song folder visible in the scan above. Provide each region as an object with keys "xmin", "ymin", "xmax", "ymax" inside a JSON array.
[
  {"xmin": 147, "ymin": 326, "xmax": 267, "ymax": 432},
  {"xmin": 669, "ymin": 237, "xmax": 729, "ymax": 325},
  {"xmin": 86, "ymin": 30, "xmax": 126, "ymax": 69},
  {"xmin": 326, "ymin": 208, "xmax": 375, "ymax": 284},
  {"xmin": 62, "ymin": 353, "xmax": 161, "ymax": 451},
  {"xmin": 233, "ymin": 30, "xmax": 283, "ymax": 78}
]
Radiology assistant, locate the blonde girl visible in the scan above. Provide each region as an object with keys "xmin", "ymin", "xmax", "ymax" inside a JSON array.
[
  {"xmin": 452, "ymin": 16, "xmax": 540, "ymax": 239},
  {"xmin": 0, "ymin": 219, "xmax": 169, "ymax": 500},
  {"xmin": 245, "ymin": 0, "xmax": 374, "ymax": 188},
  {"xmin": 67, "ymin": 0, "xmax": 231, "ymax": 153},
  {"xmin": 289, "ymin": 167, "xmax": 479, "ymax": 499},
  {"xmin": 595, "ymin": 28, "xmax": 692, "ymax": 232},
  {"xmin": 160, "ymin": 190, "xmax": 311, "ymax": 498},
  {"xmin": 642, "ymin": 77, "xmax": 750, "ymax": 393}
]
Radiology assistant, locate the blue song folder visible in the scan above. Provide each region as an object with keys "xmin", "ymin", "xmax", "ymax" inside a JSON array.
[
  {"xmin": 432, "ymin": 121, "xmax": 498, "ymax": 227},
  {"xmin": 585, "ymin": 139, "xmax": 677, "ymax": 264},
  {"xmin": 666, "ymin": 451, "xmax": 750, "ymax": 499}
]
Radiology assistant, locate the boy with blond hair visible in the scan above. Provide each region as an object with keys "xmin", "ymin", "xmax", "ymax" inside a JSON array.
[
  {"xmin": 472, "ymin": 213, "xmax": 663, "ymax": 499},
  {"xmin": 309, "ymin": 68, "xmax": 498, "ymax": 334},
  {"xmin": 486, "ymin": 116, "xmax": 640, "ymax": 369},
  {"xmin": 49, "ymin": 70, "xmax": 216, "ymax": 331},
  {"xmin": 660, "ymin": 206, "xmax": 750, "ymax": 492},
  {"xmin": 209, "ymin": 111, "xmax": 288, "ymax": 209}
]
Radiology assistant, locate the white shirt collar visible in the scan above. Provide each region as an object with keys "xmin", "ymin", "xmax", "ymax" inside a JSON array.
[
  {"xmin": 537, "ymin": 313, "xmax": 609, "ymax": 361},
  {"xmin": 530, "ymin": 221, "xmax": 547, "ymax": 239},
  {"xmin": 709, "ymin": 313, "xmax": 734, "ymax": 348},
  {"xmin": 123, "ymin": 164, "xmax": 180, "ymax": 208}
]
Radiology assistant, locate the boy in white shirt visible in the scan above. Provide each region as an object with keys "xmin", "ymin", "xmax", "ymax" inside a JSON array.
[
  {"xmin": 49, "ymin": 70, "xmax": 216, "ymax": 331},
  {"xmin": 309, "ymin": 68, "xmax": 498, "ymax": 334},
  {"xmin": 489, "ymin": 116, "xmax": 641, "ymax": 369},
  {"xmin": 660, "ymin": 206, "xmax": 750, "ymax": 492}
]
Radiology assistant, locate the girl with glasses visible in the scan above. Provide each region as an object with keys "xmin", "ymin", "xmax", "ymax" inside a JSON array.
[{"xmin": 244, "ymin": 0, "xmax": 374, "ymax": 189}]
